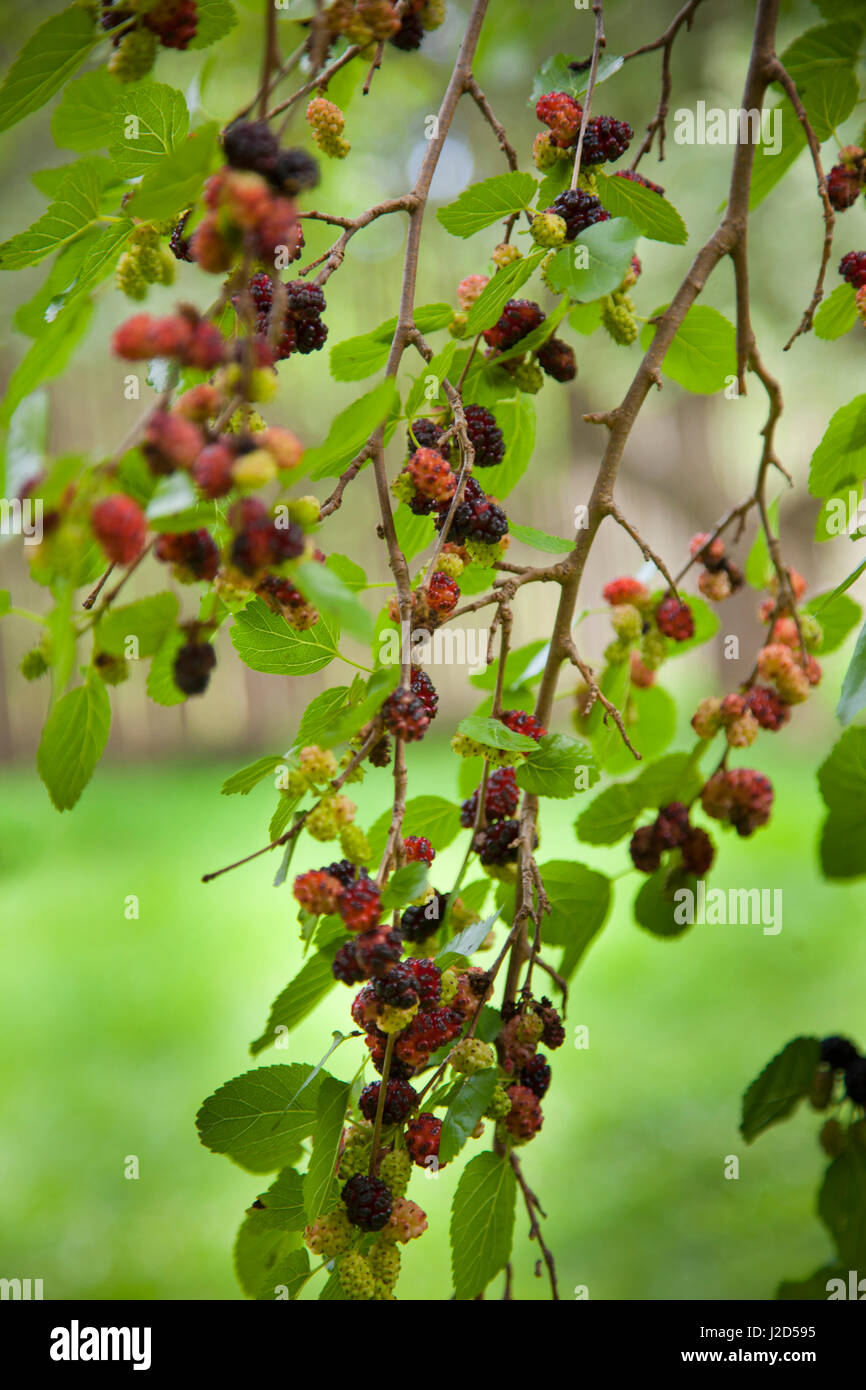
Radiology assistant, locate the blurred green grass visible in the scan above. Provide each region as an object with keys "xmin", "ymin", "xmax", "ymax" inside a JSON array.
[{"xmin": 1, "ymin": 733, "xmax": 864, "ymax": 1301}]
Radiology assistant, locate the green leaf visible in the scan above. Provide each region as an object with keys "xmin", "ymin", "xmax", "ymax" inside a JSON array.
[
  {"xmin": 516, "ymin": 732, "xmax": 598, "ymax": 798},
  {"xmin": 131, "ymin": 123, "xmax": 219, "ymax": 221},
  {"xmin": 603, "ymin": 683, "xmax": 676, "ymax": 776},
  {"xmin": 814, "ymin": 284, "xmax": 857, "ymax": 341},
  {"xmin": 530, "ymin": 52, "xmax": 624, "ymax": 105},
  {"xmin": 437, "ymin": 172, "xmax": 538, "ymax": 238},
  {"xmin": 254, "ymin": 1247, "xmax": 310, "ymax": 1302},
  {"xmin": 304, "ymin": 1077, "xmax": 350, "ymax": 1224},
  {"xmin": 293, "ymin": 559, "xmax": 372, "ymax": 643},
  {"xmin": 108, "ymin": 82, "xmax": 189, "ymax": 177},
  {"xmin": 189, "ymin": 0, "xmax": 239, "ymax": 48},
  {"xmin": 329, "ymin": 304, "xmax": 453, "ymax": 382},
  {"xmin": 96, "ymin": 592, "xmax": 179, "ymax": 659},
  {"xmin": 195, "ymin": 1063, "xmax": 327, "ymax": 1173},
  {"xmin": 325, "ymin": 665, "xmax": 399, "ymax": 747},
  {"xmin": 804, "ymin": 590, "xmax": 861, "ymax": 654},
  {"xmin": 463, "ymin": 251, "xmax": 546, "ymax": 337},
  {"xmin": 252, "ymin": 1167, "xmax": 306, "ymax": 1232},
  {"xmin": 437, "ymin": 910, "xmax": 501, "ymax": 968},
  {"xmin": 326, "ymin": 554, "xmax": 367, "ymax": 592},
  {"xmin": 640, "ymin": 305, "xmax": 737, "ymax": 394},
  {"xmin": 36, "ymin": 671, "xmax": 111, "ymax": 812},
  {"xmin": 0, "ymin": 591, "xmax": 10, "ymax": 617},
  {"xmin": 780, "ymin": 20, "xmax": 862, "ymax": 86},
  {"xmin": 393, "ymin": 503, "xmax": 435, "ymax": 560},
  {"xmin": 404, "ymin": 340, "xmax": 457, "ymax": 422},
  {"xmin": 748, "ymin": 102, "xmax": 806, "ymax": 210},
  {"xmin": 380, "ymin": 862, "xmax": 429, "ymax": 910},
  {"xmin": 634, "ymin": 869, "xmax": 695, "ymax": 939},
  {"xmin": 745, "ymin": 498, "xmax": 780, "ymax": 588},
  {"xmin": 808, "ymin": 395, "xmax": 866, "ymax": 500},
  {"xmin": 292, "ymin": 686, "xmax": 351, "ymax": 749},
  {"xmin": 635, "ymin": 749, "xmax": 705, "ymax": 807},
  {"xmin": 146, "ymin": 628, "xmax": 187, "ymax": 707},
  {"xmin": 0, "ymin": 6, "xmax": 98, "ymax": 134},
  {"xmin": 543, "ymin": 217, "xmax": 639, "ymax": 300},
  {"xmin": 233, "ymin": 1212, "xmax": 300, "ymax": 1298},
  {"xmin": 800, "ymin": 66, "xmax": 858, "ymax": 141},
  {"xmin": 837, "ymin": 620, "xmax": 866, "ymax": 726},
  {"xmin": 269, "ymin": 795, "xmax": 301, "ymax": 846},
  {"xmin": 304, "ymin": 379, "xmax": 400, "ymax": 479},
  {"xmin": 0, "ymin": 160, "xmax": 105, "ymax": 270},
  {"xmin": 221, "ymin": 755, "xmax": 285, "ymax": 797},
  {"xmin": 569, "ymin": 299, "xmax": 603, "ymax": 336},
  {"xmin": 439, "ymin": 1071, "xmax": 498, "ymax": 1165},
  {"xmin": 740, "ymin": 1036, "xmax": 821, "ymax": 1143},
  {"xmin": 777, "ymin": 1264, "xmax": 848, "ymax": 1301},
  {"xmin": 250, "ymin": 952, "xmax": 337, "ymax": 1056},
  {"xmin": 595, "ymin": 171, "xmax": 687, "ymax": 245},
  {"xmin": 538, "ymin": 860, "xmax": 612, "ymax": 979},
  {"xmin": 818, "ymin": 1142, "xmax": 866, "ymax": 1267},
  {"xmin": 818, "ymin": 727, "xmax": 866, "ymax": 876},
  {"xmin": 471, "ymin": 638, "xmax": 547, "ymax": 692},
  {"xmin": 457, "ymin": 714, "xmax": 538, "ymax": 753},
  {"xmin": 450, "ymin": 1152, "xmax": 516, "ymax": 1300},
  {"xmin": 575, "ymin": 781, "xmax": 641, "ymax": 844},
  {"xmin": 508, "ymin": 520, "xmax": 573, "ymax": 554},
  {"xmin": 394, "ymin": 795, "xmax": 461, "ymax": 851},
  {"xmin": 231, "ymin": 598, "xmax": 340, "ymax": 676},
  {"xmin": 51, "ymin": 70, "xmax": 119, "ymax": 152}
]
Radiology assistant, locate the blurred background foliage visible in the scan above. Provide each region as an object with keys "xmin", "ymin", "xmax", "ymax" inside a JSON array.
[{"xmin": 1, "ymin": 0, "xmax": 865, "ymax": 1299}]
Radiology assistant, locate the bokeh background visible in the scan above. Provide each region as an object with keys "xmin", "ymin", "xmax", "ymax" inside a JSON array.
[{"xmin": 1, "ymin": 0, "xmax": 865, "ymax": 1300}]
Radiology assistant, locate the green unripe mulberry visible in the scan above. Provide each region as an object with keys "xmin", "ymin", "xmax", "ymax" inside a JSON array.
[
  {"xmin": 116, "ymin": 251, "xmax": 148, "ymax": 300},
  {"xmin": 338, "ymin": 1131, "xmax": 372, "ymax": 1180},
  {"xmin": 303, "ymin": 1208, "xmax": 354, "ymax": 1259},
  {"xmin": 450, "ymin": 1038, "xmax": 496, "ymax": 1075},
  {"xmin": 510, "ymin": 360, "xmax": 545, "ymax": 394},
  {"xmin": 379, "ymin": 1148, "xmax": 412, "ymax": 1198},
  {"xmin": 20, "ymin": 647, "xmax": 48, "ymax": 681},
  {"xmin": 368, "ymin": 1239, "xmax": 401, "ymax": 1289},
  {"xmin": 340, "ymin": 823, "xmax": 372, "ymax": 865},
  {"xmin": 484, "ymin": 1084, "xmax": 512, "ymax": 1121},
  {"xmin": 610, "ymin": 603, "xmax": 643, "ymax": 642},
  {"xmin": 530, "ymin": 212, "xmax": 568, "ymax": 248},
  {"xmin": 601, "ymin": 292, "xmax": 638, "ymax": 346},
  {"xmin": 337, "ymin": 1251, "xmax": 375, "ymax": 1300},
  {"xmin": 108, "ymin": 28, "xmax": 157, "ymax": 83}
]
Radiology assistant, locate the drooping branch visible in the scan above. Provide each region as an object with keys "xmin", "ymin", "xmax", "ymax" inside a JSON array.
[
  {"xmin": 767, "ymin": 57, "xmax": 836, "ymax": 350},
  {"xmin": 624, "ymin": 0, "xmax": 706, "ymax": 167}
]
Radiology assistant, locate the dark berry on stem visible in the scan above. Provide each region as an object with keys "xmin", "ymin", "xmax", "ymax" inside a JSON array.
[{"xmin": 341, "ymin": 1173, "xmax": 393, "ymax": 1231}]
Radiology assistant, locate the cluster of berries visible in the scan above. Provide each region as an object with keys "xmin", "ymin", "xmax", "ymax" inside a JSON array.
[
  {"xmin": 826, "ymin": 145, "xmax": 866, "ymax": 212},
  {"xmin": 101, "ymin": 0, "xmax": 198, "ymax": 81},
  {"xmin": 629, "ymin": 801, "xmax": 715, "ymax": 876},
  {"xmin": 242, "ymin": 272, "xmax": 329, "ymax": 360},
  {"xmin": 187, "ymin": 165, "xmax": 305, "ymax": 275},
  {"xmin": 306, "ymin": 96, "xmax": 351, "ymax": 160},
  {"xmin": 451, "ymin": 710, "xmax": 546, "ymax": 782},
  {"xmin": 839, "ymin": 250, "xmax": 866, "ymax": 324},
  {"xmin": 116, "ymin": 223, "xmax": 176, "ymax": 301},
  {"xmin": 600, "ymin": 255, "xmax": 642, "ymax": 347},
  {"xmin": 689, "ymin": 530, "xmax": 745, "ymax": 604},
  {"xmin": 600, "ymin": 576, "xmax": 695, "ymax": 676},
  {"xmin": 816, "ymin": 1035, "xmax": 866, "ymax": 1117},
  {"xmin": 693, "ymin": 568, "xmax": 821, "ymax": 750},
  {"xmin": 478, "ymin": 297, "xmax": 577, "ymax": 385},
  {"xmin": 222, "ymin": 120, "xmax": 321, "ymax": 197},
  {"xmin": 494, "ymin": 995, "xmax": 565, "ymax": 1143},
  {"xmin": 534, "ymin": 91, "xmax": 633, "ymax": 163},
  {"xmin": 327, "ymin": 0, "xmax": 446, "ymax": 54}
]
